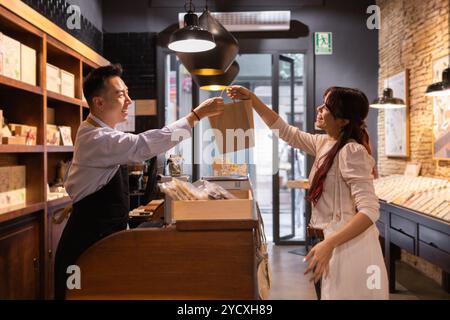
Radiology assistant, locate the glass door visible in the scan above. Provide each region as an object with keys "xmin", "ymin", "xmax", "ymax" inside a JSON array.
[{"xmin": 274, "ymin": 54, "xmax": 307, "ymax": 245}]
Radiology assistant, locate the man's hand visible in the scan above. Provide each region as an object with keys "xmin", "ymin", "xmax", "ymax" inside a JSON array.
[
  {"xmin": 186, "ymin": 97, "xmax": 224, "ymax": 127},
  {"xmin": 194, "ymin": 97, "xmax": 224, "ymax": 119}
]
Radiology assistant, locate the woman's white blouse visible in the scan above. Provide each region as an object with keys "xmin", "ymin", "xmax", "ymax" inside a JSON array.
[{"xmin": 270, "ymin": 116, "xmax": 380, "ymax": 229}]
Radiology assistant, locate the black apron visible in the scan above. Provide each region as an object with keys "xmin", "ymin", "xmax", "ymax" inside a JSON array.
[{"xmin": 54, "ymin": 165, "xmax": 129, "ymax": 299}]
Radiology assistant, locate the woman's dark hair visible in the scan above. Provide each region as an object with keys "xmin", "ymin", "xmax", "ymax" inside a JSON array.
[
  {"xmin": 305, "ymin": 86, "xmax": 374, "ymax": 206},
  {"xmin": 83, "ymin": 63, "xmax": 123, "ymax": 107}
]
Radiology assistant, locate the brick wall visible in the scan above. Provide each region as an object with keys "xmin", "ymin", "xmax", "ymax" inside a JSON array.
[{"xmin": 377, "ymin": 0, "xmax": 450, "ymax": 285}]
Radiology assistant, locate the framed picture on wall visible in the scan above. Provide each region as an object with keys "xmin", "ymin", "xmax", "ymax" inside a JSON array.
[
  {"xmin": 432, "ymin": 55, "xmax": 450, "ymax": 160},
  {"xmin": 384, "ymin": 70, "xmax": 410, "ymax": 157}
]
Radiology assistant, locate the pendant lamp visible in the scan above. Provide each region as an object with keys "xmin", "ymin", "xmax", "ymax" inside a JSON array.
[
  {"xmin": 168, "ymin": 1, "xmax": 215, "ymax": 53},
  {"xmin": 426, "ymin": 67, "xmax": 450, "ymax": 97},
  {"xmin": 192, "ymin": 61, "xmax": 240, "ymax": 91},
  {"xmin": 177, "ymin": 8, "xmax": 239, "ymax": 75},
  {"xmin": 370, "ymin": 19, "xmax": 406, "ymax": 109},
  {"xmin": 370, "ymin": 88, "xmax": 406, "ymax": 109}
]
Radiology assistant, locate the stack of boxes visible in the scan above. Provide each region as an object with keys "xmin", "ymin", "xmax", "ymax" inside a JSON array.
[
  {"xmin": 0, "ymin": 166, "xmax": 26, "ymax": 211},
  {"xmin": 46, "ymin": 63, "xmax": 75, "ymax": 98},
  {"xmin": 0, "ymin": 32, "xmax": 38, "ymax": 145},
  {"xmin": 6, "ymin": 123, "xmax": 37, "ymax": 145},
  {"xmin": 0, "ymin": 32, "xmax": 36, "ymax": 85}
]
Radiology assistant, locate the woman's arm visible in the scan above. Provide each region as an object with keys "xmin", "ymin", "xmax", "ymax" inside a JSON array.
[
  {"xmin": 304, "ymin": 213, "xmax": 373, "ymax": 283},
  {"xmin": 227, "ymin": 85, "xmax": 318, "ymax": 156}
]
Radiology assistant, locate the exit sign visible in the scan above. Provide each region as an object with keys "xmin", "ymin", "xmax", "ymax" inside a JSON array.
[{"xmin": 315, "ymin": 32, "xmax": 333, "ymax": 55}]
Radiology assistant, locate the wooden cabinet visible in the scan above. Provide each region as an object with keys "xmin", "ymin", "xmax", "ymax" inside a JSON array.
[
  {"xmin": 0, "ymin": 214, "xmax": 42, "ymax": 299},
  {"xmin": 378, "ymin": 202, "xmax": 450, "ymax": 294},
  {"xmin": 46, "ymin": 199, "xmax": 70, "ymax": 299},
  {"xmin": 0, "ymin": 1, "xmax": 108, "ymax": 299}
]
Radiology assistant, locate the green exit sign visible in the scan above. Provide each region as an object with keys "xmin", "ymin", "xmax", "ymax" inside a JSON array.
[{"xmin": 315, "ymin": 32, "xmax": 333, "ymax": 55}]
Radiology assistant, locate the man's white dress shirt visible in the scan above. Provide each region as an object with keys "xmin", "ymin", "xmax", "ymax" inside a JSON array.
[{"xmin": 65, "ymin": 114, "xmax": 191, "ymax": 203}]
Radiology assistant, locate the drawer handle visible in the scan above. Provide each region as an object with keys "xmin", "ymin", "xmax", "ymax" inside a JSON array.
[
  {"xmin": 428, "ymin": 242, "xmax": 438, "ymax": 249},
  {"xmin": 393, "ymin": 227, "xmax": 406, "ymax": 234}
]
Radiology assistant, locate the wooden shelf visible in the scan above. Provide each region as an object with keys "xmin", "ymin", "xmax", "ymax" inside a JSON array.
[
  {"xmin": 47, "ymin": 90, "xmax": 82, "ymax": 106},
  {"xmin": 46, "ymin": 146, "xmax": 74, "ymax": 153},
  {"xmin": 0, "ymin": 1, "xmax": 108, "ymax": 300},
  {"xmin": 0, "ymin": 145, "xmax": 44, "ymax": 153},
  {"xmin": 0, "ymin": 75, "xmax": 43, "ymax": 95},
  {"xmin": 0, "ymin": 202, "xmax": 45, "ymax": 224},
  {"xmin": 47, "ymin": 196, "xmax": 71, "ymax": 208}
]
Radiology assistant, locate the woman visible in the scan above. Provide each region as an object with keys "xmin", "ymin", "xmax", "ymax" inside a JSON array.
[{"xmin": 227, "ymin": 85, "xmax": 389, "ymax": 300}]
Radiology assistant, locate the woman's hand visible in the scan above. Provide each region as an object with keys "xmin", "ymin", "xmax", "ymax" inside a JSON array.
[
  {"xmin": 304, "ymin": 239, "xmax": 335, "ymax": 283},
  {"xmin": 227, "ymin": 85, "xmax": 253, "ymax": 100}
]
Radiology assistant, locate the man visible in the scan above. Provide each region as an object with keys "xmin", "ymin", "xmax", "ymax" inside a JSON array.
[{"xmin": 54, "ymin": 64, "xmax": 223, "ymax": 299}]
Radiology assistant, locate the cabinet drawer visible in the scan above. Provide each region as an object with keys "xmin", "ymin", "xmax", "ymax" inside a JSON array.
[
  {"xmin": 390, "ymin": 228, "xmax": 415, "ymax": 254},
  {"xmin": 419, "ymin": 225, "xmax": 450, "ymax": 254},
  {"xmin": 419, "ymin": 241, "xmax": 450, "ymax": 273},
  {"xmin": 390, "ymin": 214, "xmax": 416, "ymax": 237},
  {"xmin": 376, "ymin": 221, "xmax": 385, "ymax": 238}
]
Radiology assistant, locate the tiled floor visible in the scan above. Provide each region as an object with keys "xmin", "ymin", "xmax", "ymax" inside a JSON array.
[{"xmin": 267, "ymin": 244, "xmax": 450, "ymax": 300}]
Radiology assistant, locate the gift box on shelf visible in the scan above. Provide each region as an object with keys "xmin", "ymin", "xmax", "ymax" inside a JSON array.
[
  {"xmin": 46, "ymin": 63, "xmax": 61, "ymax": 94},
  {"xmin": 58, "ymin": 125, "xmax": 73, "ymax": 146},
  {"xmin": 46, "ymin": 124, "xmax": 61, "ymax": 146},
  {"xmin": 20, "ymin": 43, "xmax": 36, "ymax": 86},
  {"xmin": 2, "ymin": 136, "xmax": 26, "ymax": 145},
  {"xmin": 0, "ymin": 166, "xmax": 26, "ymax": 210},
  {"xmin": 60, "ymin": 69, "xmax": 75, "ymax": 98},
  {"xmin": 0, "ymin": 32, "xmax": 21, "ymax": 80},
  {"xmin": 9, "ymin": 123, "xmax": 37, "ymax": 145}
]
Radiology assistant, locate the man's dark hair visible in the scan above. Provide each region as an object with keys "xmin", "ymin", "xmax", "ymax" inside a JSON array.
[{"xmin": 83, "ymin": 64, "xmax": 123, "ymax": 107}]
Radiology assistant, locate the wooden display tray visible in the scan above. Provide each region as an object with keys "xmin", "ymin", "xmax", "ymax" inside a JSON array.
[{"xmin": 171, "ymin": 189, "xmax": 254, "ymax": 221}]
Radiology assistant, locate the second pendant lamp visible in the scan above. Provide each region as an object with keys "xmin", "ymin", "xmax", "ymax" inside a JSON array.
[
  {"xmin": 191, "ymin": 61, "xmax": 240, "ymax": 91},
  {"xmin": 177, "ymin": 9, "xmax": 239, "ymax": 75},
  {"xmin": 370, "ymin": 87, "xmax": 406, "ymax": 109}
]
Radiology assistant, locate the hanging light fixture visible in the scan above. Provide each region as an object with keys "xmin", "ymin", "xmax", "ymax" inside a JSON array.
[
  {"xmin": 370, "ymin": 17, "xmax": 406, "ymax": 109},
  {"xmin": 370, "ymin": 88, "xmax": 406, "ymax": 109},
  {"xmin": 426, "ymin": 67, "xmax": 450, "ymax": 97},
  {"xmin": 192, "ymin": 61, "xmax": 240, "ymax": 91},
  {"xmin": 176, "ymin": 4, "xmax": 239, "ymax": 75},
  {"xmin": 168, "ymin": 0, "xmax": 216, "ymax": 53}
]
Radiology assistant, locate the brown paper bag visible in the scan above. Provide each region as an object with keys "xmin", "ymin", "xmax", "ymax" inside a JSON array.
[{"xmin": 208, "ymin": 99, "xmax": 255, "ymax": 154}]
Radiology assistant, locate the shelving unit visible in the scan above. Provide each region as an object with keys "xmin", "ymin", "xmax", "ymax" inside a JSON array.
[{"xmin": 0, "ymin": 2, "xmax": 108, "ymax": 299}]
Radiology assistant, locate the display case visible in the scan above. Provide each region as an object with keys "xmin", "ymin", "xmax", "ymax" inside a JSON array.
[{"xmin": 377, "ymin": 201, "xmax": 450, "ymax": 294}]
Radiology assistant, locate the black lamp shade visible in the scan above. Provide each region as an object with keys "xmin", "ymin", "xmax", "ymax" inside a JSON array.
[
  {"xmin": 370, "ymin": 88, "xmax": 406, "ymax": 109},
  {"xmin": 426, "ymin": 67, "xmax": 450, "ymax": 97},
  {"xmin": 177, "ymin": 10, "xmax": 239, "ymax": 75},
  {"xmin": 192, "ymin": 61, "xmax": 240, "ymax": 91},
  {"xmin": 168, "ymin": 12, "xmax": 216, "ymax": 53}
]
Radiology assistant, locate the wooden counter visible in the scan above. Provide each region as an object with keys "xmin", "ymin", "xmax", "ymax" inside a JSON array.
[{"xmin": 66, "ymin": 219, "xmax": 258, "ymax": 300}]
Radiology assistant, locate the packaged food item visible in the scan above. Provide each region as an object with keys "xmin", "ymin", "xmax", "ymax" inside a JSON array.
[
  {"xmin": 167, "ymin": 154, "xmax": 183, "ymax": 177},
  {"xmin": 197, "ymin": 180, "xmax": 237, "ymax": 200},
  {"xmin": 159, "ymin": 178, "xmax": 238, "ymax": 201}
]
